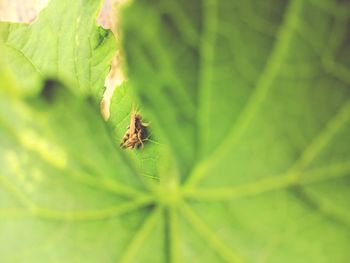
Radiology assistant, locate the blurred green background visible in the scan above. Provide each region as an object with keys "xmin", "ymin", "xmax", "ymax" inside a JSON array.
[{"xmin": 0, "ymin": 0, "xmax": 350, "ymax": 262}]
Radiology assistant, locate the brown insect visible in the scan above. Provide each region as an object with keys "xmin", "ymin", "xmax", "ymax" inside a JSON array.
[{"xmin": 120, "ymin": 111, "xmax": 149, "ymax": 149}]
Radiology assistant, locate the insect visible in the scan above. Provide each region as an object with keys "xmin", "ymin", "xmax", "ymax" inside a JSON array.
[{"xmin": 120, "ymin": 111, "xmax": 149, "ymax": 149}]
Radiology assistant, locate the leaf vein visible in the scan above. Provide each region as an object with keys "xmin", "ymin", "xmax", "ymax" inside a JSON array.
[
  {"xmin": 180, "ymin": 203, "xmax": 244, "ymax": 263},
  {"xmin": 186, "ymin": 0, "xmax": 304, "ymax": 189}
]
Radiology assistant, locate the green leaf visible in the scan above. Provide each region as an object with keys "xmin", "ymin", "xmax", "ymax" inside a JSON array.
[
  {"xmin": 109, "ymin": 82, "xmax": 162, "ymax": 181},
  {"xmin": 0, "ymin": 0, "xmax": 116, "ymax": 97},
  {"xmin": 1, "ymin": 0, "xmax": 350, "ymax": 262},
  {"xmin": 0, "ymin": 0, "xmax": 160, "ymax": 182},
  {"xmin": 122, "ymin": 0, "xmax": 350, "ymax": 262},
  {"xmin": 0, "ymin": 1, "xmax": 162, "ymax": 260},
  {"xmin": 0, "ymin": 77, "xmax": 163, "ymax": 262}
]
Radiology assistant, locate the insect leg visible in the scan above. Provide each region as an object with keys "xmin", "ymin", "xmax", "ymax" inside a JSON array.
[{"xmin": 136, "ymin": 129, "xmax": 144, "ymax": 149}]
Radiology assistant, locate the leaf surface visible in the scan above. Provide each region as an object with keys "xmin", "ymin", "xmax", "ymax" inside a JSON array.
[
  {"xmin": 0, "ymin": 76, "xmax": 165, "ymax": 262},
  {"xmin": 1, "ymin": 0, "xmax": 350, "ymax": 262},
  {"xmin": 0, "ymin": 1, "xmax": 162, "ymax": 261},
  {"xmin": 122, "ymin": 0, "xmax": 350, "ymax": 261},
  {"xmin": 0, "ymin": 0, "xmax": 115, "ymax": 97}
]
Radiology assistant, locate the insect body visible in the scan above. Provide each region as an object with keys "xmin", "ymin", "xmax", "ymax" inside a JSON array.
[{"xmin": 120, "ymin": 112, "xmax": 149, "ymax": 149}]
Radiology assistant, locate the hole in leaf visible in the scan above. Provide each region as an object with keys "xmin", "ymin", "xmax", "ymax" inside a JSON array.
[{"xmin": 40, "ymin": 79, "xmax": 62, "ymax": 102}]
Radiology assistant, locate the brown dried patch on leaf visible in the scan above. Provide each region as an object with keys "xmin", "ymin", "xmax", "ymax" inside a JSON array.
[{"xmin": 97, "ymin": 0, "xmax": 128, "ymax": 121}]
